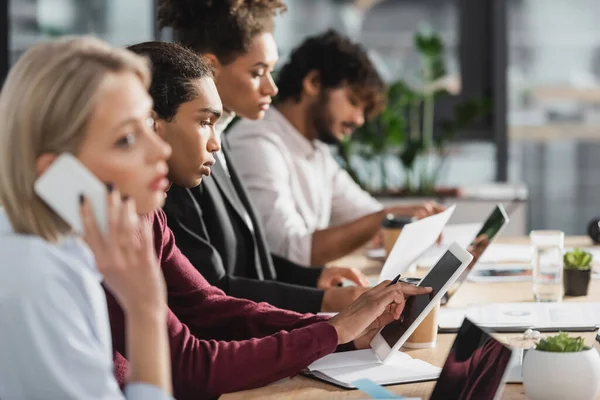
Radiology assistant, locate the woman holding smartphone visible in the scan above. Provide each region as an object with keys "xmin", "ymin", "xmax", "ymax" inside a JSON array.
[{"xmin": 0, "ymin": 37, "xmax": 173, "ymax": 399}]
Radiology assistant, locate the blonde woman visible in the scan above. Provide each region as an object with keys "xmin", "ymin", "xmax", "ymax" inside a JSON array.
[{"xmin": 0, "ymin": 37, "xmax": 173, "ymax": 399}]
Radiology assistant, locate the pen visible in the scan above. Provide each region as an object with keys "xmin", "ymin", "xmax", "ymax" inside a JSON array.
[{"xmin": 387, "ymin": 274, "xmax": 402, "ymax": 287}]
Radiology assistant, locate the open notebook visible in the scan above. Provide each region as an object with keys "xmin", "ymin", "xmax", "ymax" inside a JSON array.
[{"xmin": 304, "ymin": 348, "xmax": 440, "ymax": 388}]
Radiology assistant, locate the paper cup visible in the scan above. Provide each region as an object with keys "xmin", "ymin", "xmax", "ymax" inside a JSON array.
[
  {"xmin": 381, "ymin": 214, "xmax": 414, "ymax": 257},
  {"xmin": 404, "ymin": 302, "xmax": 440, "ymax": 349}
]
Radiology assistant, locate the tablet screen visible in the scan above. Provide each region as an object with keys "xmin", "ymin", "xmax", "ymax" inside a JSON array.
[
  {"xmin": 380, "ymin": 250, "xmax": 463, "ymax": 347},
  {"xmin": 430, "ymin": 319, "xmax": 512, "ymax": 400}
]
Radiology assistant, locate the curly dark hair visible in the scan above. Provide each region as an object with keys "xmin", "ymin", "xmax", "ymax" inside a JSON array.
[
  {"xmin": 127, "ymin": 41, "xmax": 214, "ymax": 121},
  {"xmin": 158, "ymin": 0, "xmax": 287, "ymax": 64},
  {"xmin": 277, "ymin": 30, "xmax": 386, "ymax": 118}
]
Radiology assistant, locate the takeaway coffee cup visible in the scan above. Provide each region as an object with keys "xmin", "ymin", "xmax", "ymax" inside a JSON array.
[
  {"xmin": 404, "ymin": 301, "xmax": 440, "ymax": 349},
  {"xmin": 398, "ymin": 277, "xmax": 440, "ymax": 349},
  {"xmin": 381, "ymin": 214, "xmax": 415, "ymax": 257}
]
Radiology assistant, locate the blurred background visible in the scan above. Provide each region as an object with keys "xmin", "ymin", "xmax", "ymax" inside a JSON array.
[{"xmin": 3, "ymin": 0, "xmax": 600, "ymax": 235}]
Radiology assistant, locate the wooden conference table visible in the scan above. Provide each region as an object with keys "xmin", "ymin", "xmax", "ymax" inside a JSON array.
[{"xmin": 221, "ymin": 236, "xmax": 600, "ymax": 400}]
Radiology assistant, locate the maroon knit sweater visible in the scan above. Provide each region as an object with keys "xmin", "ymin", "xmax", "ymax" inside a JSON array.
[{"xmin": 106, "ymin": 209, "xmax": 344, "ymax": 399}]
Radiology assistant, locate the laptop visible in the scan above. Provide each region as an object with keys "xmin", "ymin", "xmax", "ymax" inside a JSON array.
[
  {"xmin": 429, "ymin": 318, "xmax": 514, "ymax": 400},
  {"xmin": 439, "ymin": 204, "xmax": 510, "ymax": 305}
]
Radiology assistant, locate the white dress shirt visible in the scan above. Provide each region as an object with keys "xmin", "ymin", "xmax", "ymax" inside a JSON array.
[
  {"xmin": 226, "ymin": 107, "xmax": 383, "ymax": 266},
  {"xmin": 0, "ymin": 210, "xmax": 172, "ymax": 400}
]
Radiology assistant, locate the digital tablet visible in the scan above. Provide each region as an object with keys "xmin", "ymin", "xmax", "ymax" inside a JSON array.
[
  {"xmin": 442, "ymin": 204, "xmax": 509, "ymax": 304},
  {"xmin": 370, "ymin": 242, "xmax": 473, "ymax": 363}
]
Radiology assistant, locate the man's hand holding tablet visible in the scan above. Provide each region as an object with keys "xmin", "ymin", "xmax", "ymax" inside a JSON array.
[{"xmin": 327, "ymin": 279, "xmax": 432, "ymax": 347}]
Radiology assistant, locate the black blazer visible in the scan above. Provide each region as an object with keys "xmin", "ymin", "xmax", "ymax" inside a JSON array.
[{"xmin": 163, "ymin": 147, "xmax": 325, "ymax": 313}]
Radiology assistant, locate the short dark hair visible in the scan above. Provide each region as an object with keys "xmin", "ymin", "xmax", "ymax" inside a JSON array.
[
  {"xmin": 277, "ymin": 30, "xmax": 386, "ymax": 118},
  {"xmin": 157, "ymin": 0, "xmax": 287, "ymax": 64},
  {"xmin": 127, "ymin": 41, "xmax": 213, "ymax": 121}
]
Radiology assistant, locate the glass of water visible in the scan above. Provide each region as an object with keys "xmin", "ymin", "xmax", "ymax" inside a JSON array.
[{"xmin": 530, "ymin": 230, "xmax": 565, "ymax": 302}]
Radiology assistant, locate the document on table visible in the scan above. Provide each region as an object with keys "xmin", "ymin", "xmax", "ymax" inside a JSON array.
[
  {"xmin": 414, "ymin": 223, "xmax": 481, "ymax": 269},
  {"xmin": 478, "ymin": 243, "xmax": 533, "ymax": 264},
  {"xmin": 468, "ymin": 262, "xmax": 600, "ymax": 283},
  {"xmin": 378, "ymin": 206, "xmax": 456, "ymax": 282},
  {"xmin": 439, "ymin": 302, "xmax": 600, "ymax": 331}
]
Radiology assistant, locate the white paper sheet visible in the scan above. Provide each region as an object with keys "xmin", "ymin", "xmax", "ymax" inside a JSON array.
[
  {"xmin": 468, "ymin": 264, "xmax": 600, "ymax": 283},
  {"xmin": 477, "ymin": 243, "xmax": 533, "ymax": 264},
  {"xmin": 378, "ymin": 205, "xmax": 456, "ymax": 283},
  {"xmin": 437, "ymin": 307, "xmax": 468, "ymax": 330},
  {"xmin": 465, "ymin": 302, "xmax": 600, "ymax": 329},
  {"xmin": 309, "ymin": 349, "xmax": 386, "ymax": 370},
  {"xmin": 415, "ymin": 223, "xmax": 482, "ymax": 269}
]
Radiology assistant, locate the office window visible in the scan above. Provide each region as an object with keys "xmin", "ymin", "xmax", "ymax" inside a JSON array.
[
  {"xmin": 508, "ymin": 0, "xmax": 600, "ymax": 234},
  {"xmin": 274, "ymin": 0, "xmax": 498, "ymax": 190},
  {"xmin": 9, "ymin": 0, "xmax": 154, "ymax": 65},
  {"xmin": 276, "ymin": 0, "xmax": 460, "ymax": 88}
]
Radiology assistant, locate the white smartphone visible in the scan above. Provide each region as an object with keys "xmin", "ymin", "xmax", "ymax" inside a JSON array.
[
  {"xmin": 34, "ymin": 153, "xmax": 108, "ymax": 234},
  {"xmin": 370, "ymin": 241, "xmax": 473, "ymax": 363}
]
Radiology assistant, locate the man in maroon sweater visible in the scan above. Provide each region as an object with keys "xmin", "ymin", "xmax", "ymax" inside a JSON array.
[{"xmin": 105, "ymin": 42, "xmax": 431, "ymax": 400}]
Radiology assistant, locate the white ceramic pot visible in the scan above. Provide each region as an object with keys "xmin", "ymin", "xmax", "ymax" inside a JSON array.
[{"xmin": 523, "ymin": 348, "xmax": 600, "ymax": 400}]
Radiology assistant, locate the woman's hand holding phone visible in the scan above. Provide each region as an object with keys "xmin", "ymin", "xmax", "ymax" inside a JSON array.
[
  {"xmin": 79, "ymin": 186, "xmax": 166, "ymax": 317},
  {"xmin": 80, "ymin": 185, "xmax": 172, "ymax": 393}
]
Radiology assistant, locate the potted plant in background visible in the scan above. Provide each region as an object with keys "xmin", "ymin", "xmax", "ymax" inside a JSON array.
[
  {"xmin": 563, "ymin": 248, "xmax": 593, "ymax": 297},
  {"xmin": 336, "ymin": 28, "xmax": 490, "ymax": 196},
  {"xmin": 522, "ymin": 332, "xmax": 600, "ymax": 400}
]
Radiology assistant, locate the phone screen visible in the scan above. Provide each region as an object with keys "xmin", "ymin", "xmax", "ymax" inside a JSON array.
[{"xmin": 380, "ymin": 250, "xmax": 463, "ymax": 347}]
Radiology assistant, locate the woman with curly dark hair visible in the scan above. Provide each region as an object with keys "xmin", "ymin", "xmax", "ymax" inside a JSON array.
[
  {"xmin": 158, "ymin": 1, "xmax": 370, "ymax": 317},
  {"xmin": 158, "ymin": 0, "xmax": 284, "ymax": 121}
]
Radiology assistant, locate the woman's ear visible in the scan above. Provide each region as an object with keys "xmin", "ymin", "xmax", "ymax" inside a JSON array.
[
  {"xmin": 35, "ymin": 153, "xmax": 58, "ymax": 176},
  {"xmin": 203, "ymin": 53, "xmax": 222, "ymax": 79},
  {"xmin": 302, "ymin": 70, "xmax": 321, "ymax": 98}
]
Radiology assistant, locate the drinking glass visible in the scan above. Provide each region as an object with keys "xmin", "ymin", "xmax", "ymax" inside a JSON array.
[{"xmin": 530, "ymin": 230, "xmax": 564, "ymax": 302}]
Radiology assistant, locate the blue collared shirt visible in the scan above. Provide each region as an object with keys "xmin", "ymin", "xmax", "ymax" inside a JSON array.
[{"xmin": 0, "ymin": 210, "xmax": 172, "ymax": 399}]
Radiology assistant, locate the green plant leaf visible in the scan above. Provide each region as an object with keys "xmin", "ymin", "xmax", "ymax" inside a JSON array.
[
  {"xmin": 535, "ymin": 332, "xmax": 588, "ymax": 352},
  {"xmin": 415, "ymin": 31, "xmax": 444, "ymax": 57},
  {"xmin": 564, "ymin": 248, "xmax": 593, "ymax": 270},
  {"xmin": 399, "ymin": 138, "xmax": 424, "ymax": 168},
  {"xmin": 335, "ymin": 28, "xmax": 491, "ymax": 196}
]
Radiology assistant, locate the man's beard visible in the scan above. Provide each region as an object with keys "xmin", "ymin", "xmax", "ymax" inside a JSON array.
[{"xmin": 311, "ymin": 94, "xmax": 340, "ymax": 145}]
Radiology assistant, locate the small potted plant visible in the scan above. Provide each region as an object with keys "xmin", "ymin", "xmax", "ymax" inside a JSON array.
[
  {"xmin": 523, "ymin": 332, "xmax": 600, "ymax": 400},
  {"xmin": 563, "ymin": 248, "xmax": 593, "ymax": 296}
]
